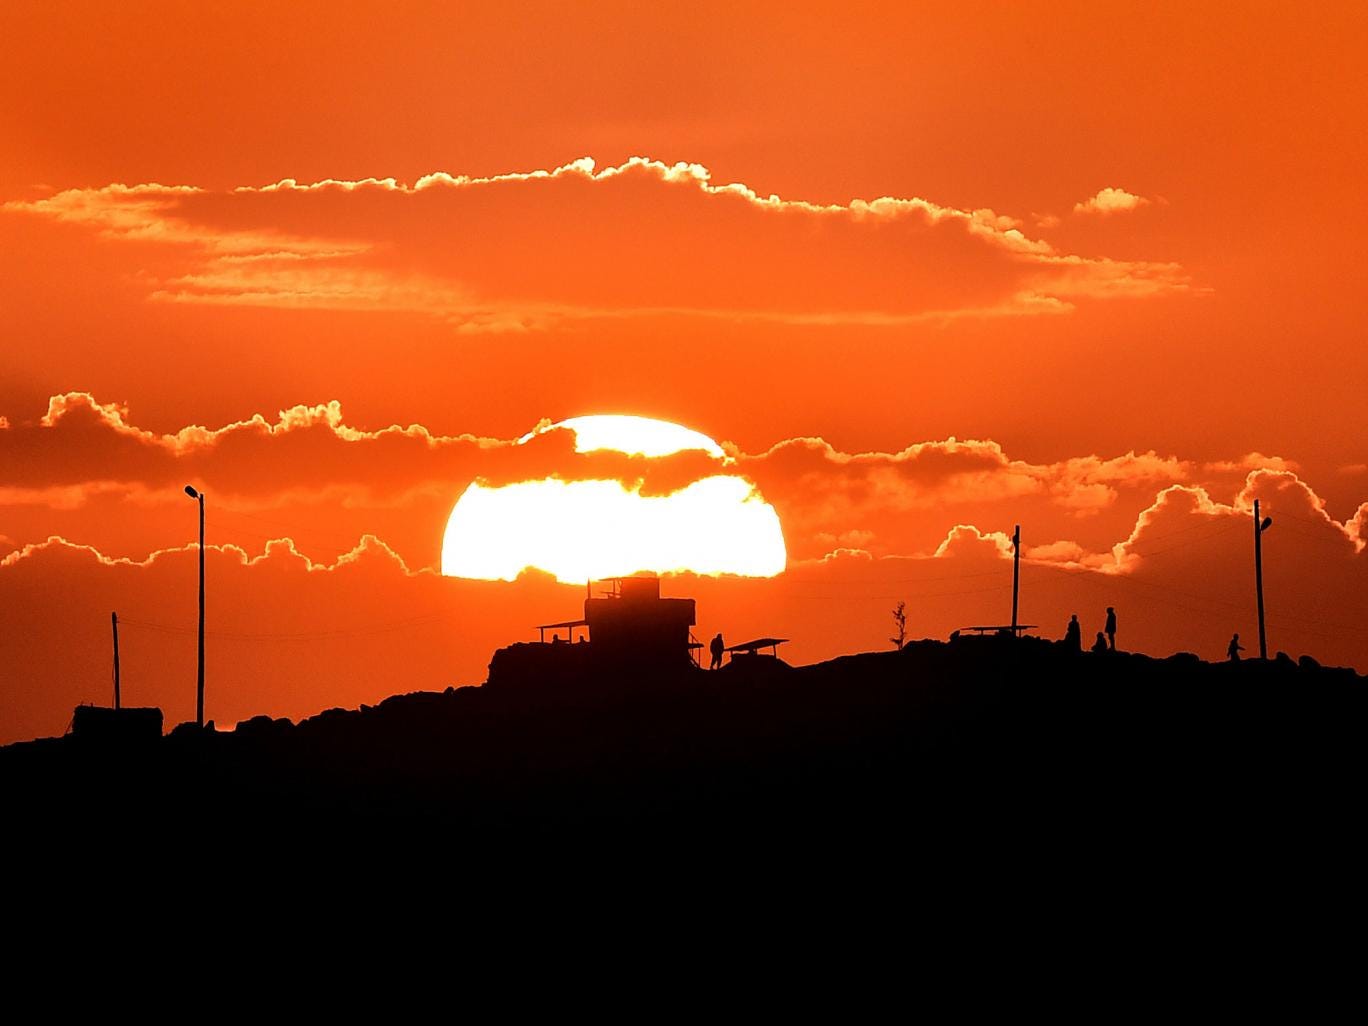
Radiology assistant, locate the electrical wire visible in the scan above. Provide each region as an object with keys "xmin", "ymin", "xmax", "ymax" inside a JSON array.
[{"xmin": 117, "ymin": 612, "xmax": 449, "ymax": 642}]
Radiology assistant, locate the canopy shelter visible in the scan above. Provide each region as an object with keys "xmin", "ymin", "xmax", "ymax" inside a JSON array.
[
  {"xmin": 536, "ymin": 619, "xmax": 588, "ymax": 643},
  {"xmin": 956, "ymin": 624, "xmax": 1037, "ymax": 637},
  {"xmin": 726, "ymin": 637, "xmax": 790, "ymax": 658}
]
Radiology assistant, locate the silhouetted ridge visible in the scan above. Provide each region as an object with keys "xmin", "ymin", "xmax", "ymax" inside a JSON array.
[{"xmin": 4, "ymin": 638, "xmax": 1364, "ymax": 855}]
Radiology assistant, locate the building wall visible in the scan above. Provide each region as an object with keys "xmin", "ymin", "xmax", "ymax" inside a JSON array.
[{"xmin": 585, "ymin": 596, "xmax": 696, "ymax": 667}]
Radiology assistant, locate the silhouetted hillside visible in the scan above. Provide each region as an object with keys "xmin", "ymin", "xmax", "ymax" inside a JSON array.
[{"xmin": 5, "ymin": 637, "xmax": 1364, "ymax": 855}]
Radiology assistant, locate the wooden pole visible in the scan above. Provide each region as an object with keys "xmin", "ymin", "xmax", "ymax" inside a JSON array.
[
  {"xmin": 196, "ymin": 492, "xmax": 205, "ymax": 728},
  {"xmin": 1254, "ymin": 499, "xmax": 1268, "ymax": 660},
  {"xmin": 112, "ymin": 611, "xmax": 121, "ymax": 710},
  {"xmin": 1011, "ymin": 524, "xmax": 1021, "ymax": 633}
]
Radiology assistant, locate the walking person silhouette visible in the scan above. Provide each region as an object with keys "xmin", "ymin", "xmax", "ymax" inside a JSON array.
[
  {"xmin": 1228, "ymin": 633, "xmax": 1244, "ymax": 662},
  {"xmin": 1105, "ymin": 607, "xmax": 1117, "ymax": 650},
  {"xmin": 710, "ymin": 632, "xmax": 725, "ymax": 670}
]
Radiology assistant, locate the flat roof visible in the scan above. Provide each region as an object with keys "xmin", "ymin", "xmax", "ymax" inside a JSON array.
[{"xmin": 727, "ymin": 637, "xmax": 789, "ymax": 652}]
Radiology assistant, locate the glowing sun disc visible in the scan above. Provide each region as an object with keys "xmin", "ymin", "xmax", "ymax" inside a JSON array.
[
  {"xmin": 442, "ymin": 415, "xmax": 785, "ymax": 583},
  {"xmin": 520, "ymin": 414, "xmax": 725, "ymax": 458}
]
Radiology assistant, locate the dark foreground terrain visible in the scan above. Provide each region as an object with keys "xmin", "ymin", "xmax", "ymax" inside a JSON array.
[{"xmin": 5, "ymin": 637, "xmax": 1364, "ymax": 864}]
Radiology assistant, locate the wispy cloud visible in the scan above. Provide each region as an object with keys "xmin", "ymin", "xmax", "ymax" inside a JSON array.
[{"xmin": 5, "ymin": 158, "xmax": 1194, "ymax": 329}]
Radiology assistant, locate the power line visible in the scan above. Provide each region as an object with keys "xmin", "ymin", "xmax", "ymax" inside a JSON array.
[
  {"xmin": 1024, "ymin": 556, "xmax": 1368, "ymax": 638},
  {"xmin": 783, "ymin": 567, "xmax": 1013, "ymax": 585},
  {"xmin": 784, "ymin": 580, "xmax": 1014, "ymax": 602},
  {"xmin": 118, "ymin": 612, "xmax": 449, "ymax": 641},
  {"xmin": 1121, "ymin": 520, "xmax": 1247, "ymax": 558},
  {"xmin": 211, "ymin": 505, "xmax": 376, "ymax": 555}
]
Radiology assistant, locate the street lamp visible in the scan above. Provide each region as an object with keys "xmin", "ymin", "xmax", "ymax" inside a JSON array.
[
  {"xmin": 185, "ymin": 485, "xmax": 205, "ymax": 727},
  {"xmin": 1253, "ymin": 498, "xmax": 1273, "ymax": 661}
]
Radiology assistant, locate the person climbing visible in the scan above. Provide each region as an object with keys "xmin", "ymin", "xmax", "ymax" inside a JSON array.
[
  {"xmin": 709, "ymin": 632, "xmax": 725, "ymax": 670},
  {"xmin": 1091, "ymin": 631, "xmax": 1109, "ymax": 654},
  {"xmin": 1228, "ymin": 633, "xmax": 1244, "ymax": 662},
  {"xmin": 1064, "ymin": 614, "xmax": 1082, "ymax": 653},
  {"xmin": 1105, "ymin": 607, "xmax": 1117, "ymax": 650}
]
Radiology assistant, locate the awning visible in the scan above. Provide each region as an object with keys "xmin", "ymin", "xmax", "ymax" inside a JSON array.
[
  {"xmin": 536, "ymin": 618, "xmax": 589, "ymax": 642},
  {"xmin": 726, "ymin": 637, "xmax": 789, "ymax": 654}
]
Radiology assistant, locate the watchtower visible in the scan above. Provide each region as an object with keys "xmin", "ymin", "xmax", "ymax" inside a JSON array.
[{"xmin": 584, "ymin": 575, "xmax": 697, "ymax": 668}]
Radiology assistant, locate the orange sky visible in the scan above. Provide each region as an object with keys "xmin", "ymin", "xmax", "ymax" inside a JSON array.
[{"xmin": 3, "ymin": 2, "xmax": 1367, "ymax": 742}]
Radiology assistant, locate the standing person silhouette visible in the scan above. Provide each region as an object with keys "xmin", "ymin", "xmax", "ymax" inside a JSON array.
[
  {"xmin": 709, "ymin": 632, "xmax": 725, "ymax": 670},
  {"xmin": 1228, "ymin": 633, "xmax": 1244, "ymax": 661},
  {"xmin": 1064, "ymin": 614, "xmax": 1082, "ymax": 653},
  {"xmin": 1105, "ymin": 607, "xmax": 1117, "ymax": 650}
]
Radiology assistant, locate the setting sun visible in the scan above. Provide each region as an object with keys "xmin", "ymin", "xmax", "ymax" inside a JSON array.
[
  {"xmin": 6, "ymin": 2, "xmax": 1368, "ymax": 754},
  {"xmin": 520, "ymin": 415, "xmax": 726, "ymax": 458},
  {"xmin": 442, "ymin": 416, "xmax": 785, "ymax": 582}
]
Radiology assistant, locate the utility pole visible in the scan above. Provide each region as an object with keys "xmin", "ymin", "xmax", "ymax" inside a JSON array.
[
  {"xmin": 1253, "ymin": 499, "xmax": 1273, "ymax": 660},
  {"xmin": 1011, "ymin": 524, "xmax": 1021, "ymax": 634},
  {"xmin": 185, "ymin": 485, "xmax": 206, "ymax": 727},
  {"xmin": 197, "ymin": 492, "xmax": 204, "ymax": 727},
  {"xmin": 111, "ymin": 611, "xmax": 121, "ymax": 710}
]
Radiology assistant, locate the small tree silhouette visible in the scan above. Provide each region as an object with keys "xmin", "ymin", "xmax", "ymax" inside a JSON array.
[{"xmin": 890, "ymin": 601, "xmax": 907, "ymax": 651}]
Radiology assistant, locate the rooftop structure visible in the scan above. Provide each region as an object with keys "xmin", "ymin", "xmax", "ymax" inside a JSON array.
[
  {"xmin": 584, "ymin": 575, "xmax": 697, "ymax": 669},
  {"xmin": 493, "ymin": 573, "xmax": 705, "ymax": 687}
]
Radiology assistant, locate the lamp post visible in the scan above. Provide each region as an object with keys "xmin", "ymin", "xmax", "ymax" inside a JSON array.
[
  {"xmin": 185, "ymin": 485, "xmax": 205, "ymax": 727},
  {"xmin": 1253, "ymin": 498, "xmax": 1273, "ymax": 661},
  {"xmin": 1010, "ymin": 524, "xmax": 1021, "ymax": 634}
]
